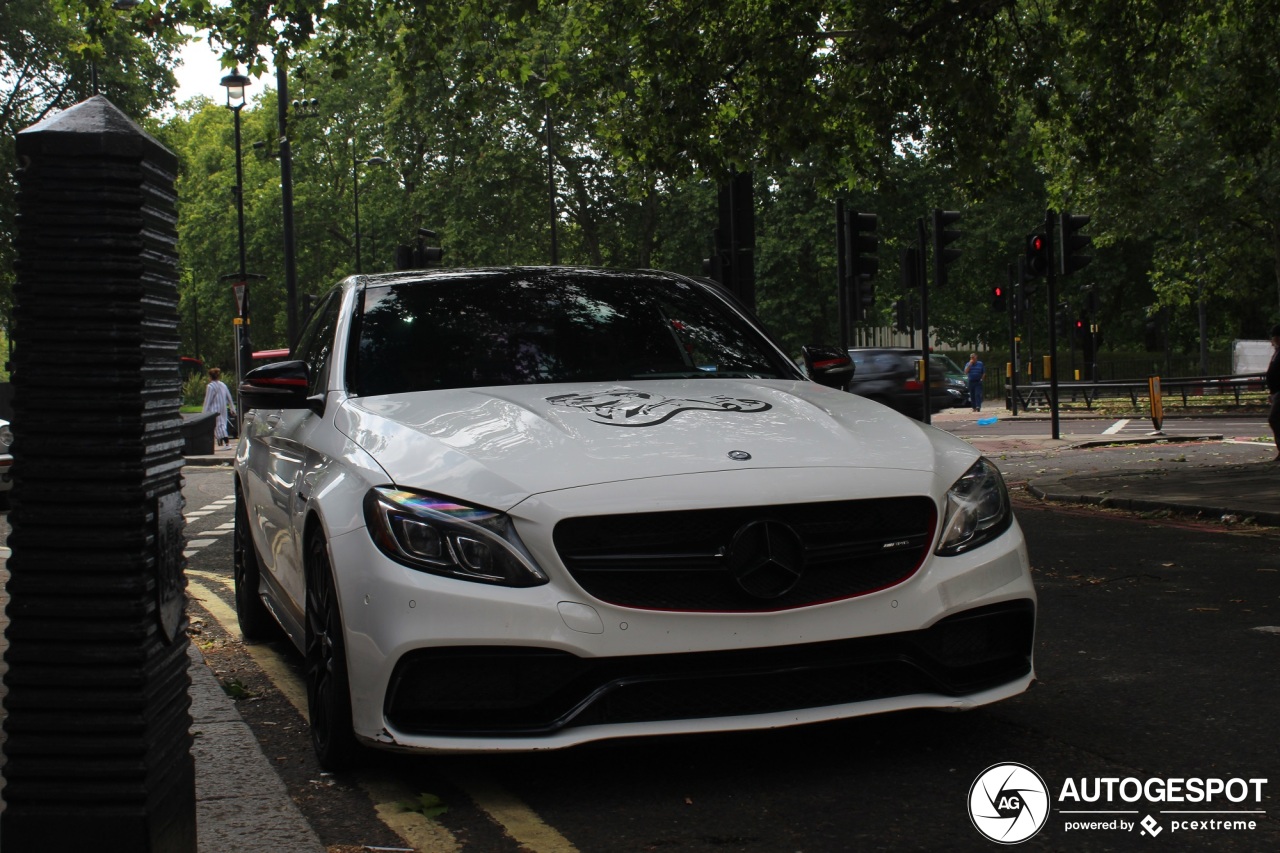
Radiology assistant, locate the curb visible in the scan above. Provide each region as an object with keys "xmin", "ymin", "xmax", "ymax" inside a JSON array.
[
  {"xmin": 184, "ymin": 455, "xmax": 235, "ymax": 467},
  {"xmin": 965, "ymin": 433, "xmax": 1228, "ymax": 457},
  {"xmin": 1026, "ymin": 481, "xmax": 1280, "ymax": 528},
  {"xmin": 1065, "ymin": 433, "xmax": 1224, "ymax": 450},
  {"xmin": 188, "ymin": 644, "xmax": 326, "ymax": 853}
]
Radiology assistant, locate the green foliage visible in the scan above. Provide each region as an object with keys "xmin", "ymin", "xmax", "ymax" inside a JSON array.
[
  {"xmin": 182, "ymin": 370, "xmax": 209, "ymax": 408},
  {"xmin": 396, "ymin": 792, "xmax": 449, "ymax": 820},
  {"xmin": 9, "ymin": 1, "xmax": 1280, "ymax": 365},
  {"xmin": 219, "ymin": 676, "xmax": 253, "ymax": 699}
]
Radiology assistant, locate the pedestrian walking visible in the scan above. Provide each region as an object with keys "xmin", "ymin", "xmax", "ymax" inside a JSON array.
[
  {"xmin": 964, "ymin": 353, "xmax": 985, "ymax": 412},
  {"xmin": 1267, "ymin": 326, "xmax": 1280, "ymax": 461},
  {"xmin": 202, "ymin": 367, "xmax": 235, "ymax": 448}
]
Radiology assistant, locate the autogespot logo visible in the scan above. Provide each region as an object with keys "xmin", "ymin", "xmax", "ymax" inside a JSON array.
[{"xmin": 969, "ymin": 763, "xmax": 1051, "ymax": 844}]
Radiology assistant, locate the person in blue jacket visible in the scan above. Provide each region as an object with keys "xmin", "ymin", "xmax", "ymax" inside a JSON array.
[{"xmin": 964, "ymin": 353, "xmax": 985, "ymax": 412}]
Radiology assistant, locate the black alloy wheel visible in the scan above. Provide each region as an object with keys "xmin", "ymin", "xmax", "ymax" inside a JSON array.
[
  {"xmin": 304, "ymin": 531, "xmax": 360, "ymax": 770},
  {"xmin": 233, "ymin": 485, "xmax": 279, "ymax": 641}
]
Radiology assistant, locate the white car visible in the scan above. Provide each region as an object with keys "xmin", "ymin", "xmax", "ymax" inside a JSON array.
[{"xmin": 234, "ymin": 267, "xmax": 1035, "ymax": 768}]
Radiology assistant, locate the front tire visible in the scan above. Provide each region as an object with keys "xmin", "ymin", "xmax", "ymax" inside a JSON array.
[
  {"xmin": 304, "ymin": 531, "xmax": 360, "ymax": 770},
  {"xmin": 234, "ymin": 487, "xmax": 278, "ymax": 642}
]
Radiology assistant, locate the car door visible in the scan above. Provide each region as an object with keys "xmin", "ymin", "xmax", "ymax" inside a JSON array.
[{"xmin": 243, "ymin": 290, "xmax": 343, "ymax": 610}]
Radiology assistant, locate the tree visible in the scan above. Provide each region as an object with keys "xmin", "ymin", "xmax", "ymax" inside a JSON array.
[{"xmin": 1, "ymin": 0, "xmax": 188, "ymax": 335}]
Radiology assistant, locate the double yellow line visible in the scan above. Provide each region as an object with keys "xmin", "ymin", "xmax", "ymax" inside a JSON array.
[{"xmin": 187, "ymin": 571, "xmax": 578, "ymax": 853}]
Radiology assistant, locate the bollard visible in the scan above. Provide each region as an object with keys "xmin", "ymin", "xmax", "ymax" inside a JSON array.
[{"xmin": 2, "ymin": 96, "xmax": 195, "ymax": 851}]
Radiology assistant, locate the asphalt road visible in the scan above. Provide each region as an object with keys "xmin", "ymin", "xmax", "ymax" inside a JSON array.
[{"xmin": 176, "ymin": 454, "xmax": 1280, "ymax": 853}]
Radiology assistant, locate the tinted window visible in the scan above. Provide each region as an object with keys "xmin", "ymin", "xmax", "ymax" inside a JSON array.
[
  {"xmin": 351, "ymin": 271, "xmax": 794, "ymax": 396},
  {"xmin": 850, "ymin": 352, "xmax": 906, "ymax": 375},
  {"xmin": 293, "ymin": 289, "xmax": 342, "ymax": 395}
]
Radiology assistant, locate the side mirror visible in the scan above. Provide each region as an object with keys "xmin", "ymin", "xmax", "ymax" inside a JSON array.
[
  {"xmin": 802, "ymin": 345, "xmax": 855, "ymax": 391},
  {"xmin": 240, "ymin": 359, "xmax": 322, "ymax": 414}
]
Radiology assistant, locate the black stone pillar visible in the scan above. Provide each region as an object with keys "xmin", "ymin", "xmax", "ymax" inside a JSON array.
[{"xmin": 2, "ymin": 96, "xmax": 195, "ymax": 851}]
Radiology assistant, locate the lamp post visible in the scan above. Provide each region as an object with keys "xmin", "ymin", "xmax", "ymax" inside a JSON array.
[
  {"xmin": 544, "ymin": 101, "xmax": 558, "ymax": 265},
  {"xmin": 353, "ymin": 149, "xmax": 388, "ymax": 273},
  {"xmin": 221, "ymin": 68, "xmax": 252, "ymax": 393},
  {"xmin": 250, "ymin": 93, "xmax": 317, "ymax": 346}
]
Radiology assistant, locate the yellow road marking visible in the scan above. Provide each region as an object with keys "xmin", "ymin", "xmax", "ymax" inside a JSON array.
[
  {"xmin": 187, "ymin": 579, "xmax": 310, "ymax": 717},
  {"xmin": 453, "ymin": 775, "xmax": 580, "ymax": 853},
  {"xmin": 188, "ymin": 576, "xmax": 461, "ymax": 852},
  {"xmin": 187, "ymin": 571, "xmax": 574, "ymax": 852},
  {"xmin": 360, "ymin": 775, "xmax": 461, "ymax": 853}
]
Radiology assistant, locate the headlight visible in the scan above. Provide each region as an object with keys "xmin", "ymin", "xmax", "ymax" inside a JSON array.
[
  {"xmin": 936, "ymin": 458, "xmax": 1013, "ymax": 556},
  {"xmin": 0, "ymin": 424, "xmax": 12, "ymax": 450},
  {"xmin": 364, "ymin": 487, "xmax": 548, "ymax": 587}
]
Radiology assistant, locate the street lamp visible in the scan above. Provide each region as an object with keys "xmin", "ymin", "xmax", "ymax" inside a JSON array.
[
  {"xmin": 353, "ymin": 149, "xmax": 388, "ymax": 273},
  {"xmin": 221, "ymin": 68, "xmax": 253, "ymax": 393}
]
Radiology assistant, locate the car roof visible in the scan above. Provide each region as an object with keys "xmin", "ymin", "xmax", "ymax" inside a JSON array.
[{"xmin": 349, "ymin": 265, "xmax": 703, "ymax": 290}]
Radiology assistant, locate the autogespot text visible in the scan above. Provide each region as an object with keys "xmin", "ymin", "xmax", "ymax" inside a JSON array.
[{"xmin": 1058, "ymin": 776, "xmax": 1267, "ymax": 804}]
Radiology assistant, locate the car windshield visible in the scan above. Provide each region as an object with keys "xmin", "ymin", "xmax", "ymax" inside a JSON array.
[
  {"xmin": 351, "ymin": 270, "xmax": 795, "ymax": 396},
  {"xmin": 849, "ymin": 351, "xmax": 906, "ymax": 374},
  {"xmin": 932, "ymin": 354, "xmax": 964, "ymax": 374}
]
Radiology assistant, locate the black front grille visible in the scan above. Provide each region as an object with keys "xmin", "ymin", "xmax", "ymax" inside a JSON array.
[
  {"xmin": 552, "ymin": 497, "xmax": 937, "ymax": 611},
  {"xmin": 384, "ymin": 599, "xmax": 1036, "ymax": 736}
]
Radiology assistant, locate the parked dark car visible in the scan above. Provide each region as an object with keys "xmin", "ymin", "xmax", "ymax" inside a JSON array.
[
  {"xmin": 846, "ymin": 348, "xmax": 950, "ymax": 419},
  {"xmin": 926, "ymin": 353, "xmax": 971, "ymax": 408}
]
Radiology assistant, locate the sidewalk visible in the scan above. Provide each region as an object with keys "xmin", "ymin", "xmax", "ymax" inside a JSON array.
[
  {"xmin": 185, "ymin": 440, "xmax": 238, "ymax": 468},
  {"xmin": 931, "ymin": 405, "xmax": 1280, "ymax": 526},
  {"xmin": 0, "ymin": 542, "xmax": 322, "ymax": 852}
]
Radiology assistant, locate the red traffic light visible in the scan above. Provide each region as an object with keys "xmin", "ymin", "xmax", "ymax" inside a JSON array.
[
  {"xmin": 1025, "ymin": 232, "xmax": 1049, "ymax": 277},
  {"xmin": 994, "ymin": 286, "xmax": 1003, "ymax": 297}
]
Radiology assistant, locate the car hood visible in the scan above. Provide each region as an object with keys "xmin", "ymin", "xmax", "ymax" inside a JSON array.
[{"xmin": 338, "ymin": 380, "xmax": 970, "ymax": 509}]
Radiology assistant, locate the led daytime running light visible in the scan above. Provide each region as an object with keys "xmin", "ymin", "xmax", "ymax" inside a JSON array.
[{"xmin": 366, "ymin": 487, "xmax": 547, "ymax": 587}]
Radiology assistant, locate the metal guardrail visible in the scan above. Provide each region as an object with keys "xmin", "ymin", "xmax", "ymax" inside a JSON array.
[{"xmin": 1009, "ymin": 374, "xmax": 1270, "ymax": 411}]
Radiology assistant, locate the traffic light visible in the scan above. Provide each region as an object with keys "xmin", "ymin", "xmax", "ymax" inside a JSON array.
[
  {"xmin": 846, "ymin": 211, "xmax": 877, "ymax": 320},
  {"xmin": 1025, "ymin": 233, "xmax": 1049, "ymax": 277},
  {"xmin": 1006, "ymin": 265, "xmax": 1020, "ymax": 324},
  {"xmin": 931, "ymin": 209, "xmax": 962, "ymax": 285},
  {"xmin": 849, "ymin": 212, "xmax": 878, "ymax": 279},
  {"xmin": 1056, "ymin": 302, "xmax": 1072, "ymax": 336},
  {"xmin": 1074, "ymin": 317, "xmax": 1085, "ymax": 344},
  {"xmin": 1060, "ymin": 212, "xmax": 1092, "ymax": 275},
  {"xmin": 1019, "ymin": 255, "xmax": 1038, "ymax": 296},
  {"xmin": 892, "ymin": 299, "xmax": 911, "ymax": 333},
  {"xmin": 991, "ymin": 285, "xmax": 1006, "ymax": 312},
  {"xmin": 394, "ymin": 228, "xmax": 444, "ymax": 269}
]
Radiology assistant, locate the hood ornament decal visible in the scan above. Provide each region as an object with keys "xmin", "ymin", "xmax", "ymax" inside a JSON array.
[{"xmin": 547, "ymin": 388, "xmax": 771, "ymax": 427}]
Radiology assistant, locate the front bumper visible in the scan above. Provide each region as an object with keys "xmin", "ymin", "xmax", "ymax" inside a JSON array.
[
  {"xmin": 330, "ymin": 467, "xmax": 1036, "ymax": 752},
  {"xmin": 383, "ymin": 599, "xmax": 1033, "ymax": 737}
]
